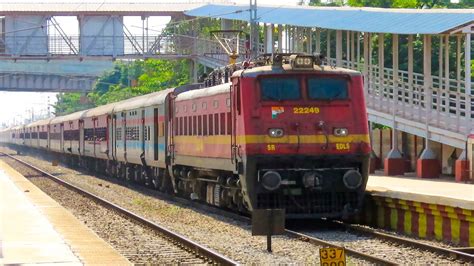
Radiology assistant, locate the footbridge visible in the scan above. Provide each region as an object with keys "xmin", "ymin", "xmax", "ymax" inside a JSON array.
[{"xmin": 0, "ymin": 1, "xmax": 231, "ymax": 92}]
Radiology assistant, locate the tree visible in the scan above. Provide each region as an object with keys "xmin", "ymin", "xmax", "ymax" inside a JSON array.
[{"xmin": 53, "ymin": 59, "xmax": 191, "ymax": 115}]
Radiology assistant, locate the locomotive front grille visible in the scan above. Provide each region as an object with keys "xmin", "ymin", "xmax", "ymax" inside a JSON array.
[{"xmin": 256, "ymin": 191, "xmax": 360, "ymax": 215}]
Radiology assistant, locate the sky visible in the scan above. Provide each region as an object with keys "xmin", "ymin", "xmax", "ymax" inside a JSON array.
[{"xmin": 0, "ymin": 0, "xmax": 302, "ymax": 127}]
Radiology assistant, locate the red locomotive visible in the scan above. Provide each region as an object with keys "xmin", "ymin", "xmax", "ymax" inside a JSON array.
[{"xmin": 0, "ymin": 54, "xmax": 370, "ymax": 219}]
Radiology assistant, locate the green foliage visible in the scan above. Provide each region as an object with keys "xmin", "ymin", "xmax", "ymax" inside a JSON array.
[
  {"xmin": 53, "ymin": 59, "xmax": 191, "ymax": 115},
  {"xmin": 54, "ymin": 93, "xmax": 95, "ymax": 116}
]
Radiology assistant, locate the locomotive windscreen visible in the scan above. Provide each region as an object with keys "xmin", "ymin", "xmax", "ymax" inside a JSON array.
[
  {"xmin": 308, "ymin": 78, "xmax": 348, "ymax": 100},
  {"xmin": 260, "ymin": 78, "xmax": 300, "ymax": 101}
]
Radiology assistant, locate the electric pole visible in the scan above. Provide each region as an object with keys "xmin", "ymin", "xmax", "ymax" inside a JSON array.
[{"xmin": 250, "ymin": 0, "xmax": 258, "ymax": 59}]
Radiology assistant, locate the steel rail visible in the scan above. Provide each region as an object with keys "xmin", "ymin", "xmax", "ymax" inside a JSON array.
[
  {"xmin": 341, "ymin": 222, "xmax": 474, "ymax": 263},
  {"xmin": 4, "ymin": 151, "xmax": 472, "ymax": 264},
  {"xmin": 284, "ymin": 229, "xmax": 398, "ymax": 265},
  {"xmin": 1, "ymin": 152, "xmax": 238, "ymax": 266}
]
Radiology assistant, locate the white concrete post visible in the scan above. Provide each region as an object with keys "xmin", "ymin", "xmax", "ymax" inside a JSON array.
[
  {"xmin": 277, "ymin": 24, "xmax": 283, "ymax": 53},
  {"xmin": 387, "ymin": 34, "xmax": 402, "ymax": 159},
  {"xmin": 423, "ymin": 34, "xmax": 434, "ymax": 151},
  {"xmin": 265, "ymin": 23, "xmax": 273, "ymax": 54},
  {"xmin": 378, "ymin": 33, "xmax": 384, "ymax": 104},
  {"xmin": 445, "ymin": 35, "xmax": 450, "ymax": 93},
  {"xmin": 363, "ymin": 33, "xmax": 369, "ymax": 93},
  {"xmin": 336, "ymin": 30, "xmax": 342, "ymax": 67},
  {"xmin": 327, "ymin": 30, "xmax": 331, "ymax": 62},
  {"xmin": 408, "ymin": 35, "xmax": 414, "ymax": 109},
  {"xmin": 307, "ymin": 28, "xmax": 312, "ymax": 54},
  {"xmin": 315, "ymin": 28, "xmax": 321, "ymax": 54},
  {"xmin": 465, "ymin": 31, "xmax": 471, "ymax": 95},
  {"xmin": 346, "ymin": 31, "xmax": 350, "ymax": 67},
  {"xmin": 357, "ymin": 32, "xmax": 361, "ymax": 68},
  {"xmin": 393, "ymin": 34, "xmax": 399, "ymax": 111},
  {"xmin": 351, "ymin": 31, "xmax": 355, "ymax": 69}
]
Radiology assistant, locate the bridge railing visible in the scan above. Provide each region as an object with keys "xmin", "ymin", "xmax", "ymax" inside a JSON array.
[{"xmin": 328, "ymin": 58, "xmax": 473, "ymax": 137}]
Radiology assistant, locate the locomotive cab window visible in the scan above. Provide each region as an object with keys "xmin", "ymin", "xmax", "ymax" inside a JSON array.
[
  {"xmin": 308, "ymin": 78, "xmax": 348, "ymax": 100},
  {"xmin": 260, "ymin": 78, "xmax": 300, "ymax": 101}
]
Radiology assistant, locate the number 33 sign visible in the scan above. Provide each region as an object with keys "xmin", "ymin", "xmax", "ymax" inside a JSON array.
[{"xmin": 319, "ymin": 247, "xmax": 346, "ymax": 266}]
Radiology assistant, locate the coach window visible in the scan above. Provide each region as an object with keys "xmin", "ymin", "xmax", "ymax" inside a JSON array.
[
  {"xmin": 260, "ymin": 78, "xmax": 300, "ymax": 101},
  {"xmin": 214, "ymin": 114, "xmax": 219, "ymax": 135},
  {"xmin": 198, "ymin": 115, "xmax": 202, "ymax": 136},
  {"xmin": 184, "ymin": 117, "xmax": 188, "ymax": 135},
  {"xmin": 202, "ymin": 102, "xmax": 207, "ymax": 110},
  {"xmin": 208, "ymin": 114, "xmax": 214, "ymax": 136},
  {"xmin": 193, "ymin": 116, "xmax": 197, "ymax": 136},
  {"xmin": 203, "ymin": 115, "xmax": 208, "ymax": 136},
  {"xmin": 213, "ymin": 100, "xmax": 219, "ymax": 109},
  {"xmin": 220, "ymin": 113, "xmax": 226, "ymax": 135}
]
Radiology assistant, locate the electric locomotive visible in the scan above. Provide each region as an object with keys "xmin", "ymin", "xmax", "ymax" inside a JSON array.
[{"xmin": 170, "ymin": 54, "xmax": 370, "ymax": 218}]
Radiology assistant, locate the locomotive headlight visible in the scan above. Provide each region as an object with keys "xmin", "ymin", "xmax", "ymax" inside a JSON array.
[
  {"xmin": 343, "ymin": 170, "xmax": 363, "ymax": 190},
  {"xmin": 268, "ymin": 128, "xmax": 284, "ymax": 138},
  {"xmin": 334, "ymin": 128, "xmax": 348, "ymax": 136},
  {"xmin": 261, "ymin": 171, "xmax": 282, "ymax": 191}
]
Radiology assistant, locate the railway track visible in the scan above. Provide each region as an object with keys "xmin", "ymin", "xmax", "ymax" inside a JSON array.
[
  {"xmin": 2, "ymin": 150, "xmax": 472, "ymax": 265},
  {"xmin": 0, "ymin": 152, "xmax": 237, "ymax": 265}
]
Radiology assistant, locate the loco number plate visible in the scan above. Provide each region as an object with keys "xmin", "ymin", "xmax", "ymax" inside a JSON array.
[
  {"xmin": 293, "ymin": 107, "xmax": 320, "ymax": 114},
  {"xmin": 319, "ymin": 247, "xmax": 346, "ymax": 266}
]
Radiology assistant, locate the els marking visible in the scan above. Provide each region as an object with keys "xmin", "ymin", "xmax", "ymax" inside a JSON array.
[
  {"xmin": 267, "ymin": 144, "xmax": 276, "ymax": 151},
  {"xmin": 335, "ymin": 143, "xmax": 350, "ymax": 150}
]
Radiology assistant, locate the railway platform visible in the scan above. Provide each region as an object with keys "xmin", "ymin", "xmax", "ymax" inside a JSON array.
[
  {"xmin": 0, "ymin": 160, "xmax": 130, "ymax": 265},
  {"xmin": 361, "ymin": 173, "xmax": 474, "ymax": 246}
]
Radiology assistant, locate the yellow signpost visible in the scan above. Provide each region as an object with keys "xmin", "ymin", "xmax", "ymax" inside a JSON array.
[{"xmin": 319, "ymin": 247, "xmax": 346, "ymax": 266}]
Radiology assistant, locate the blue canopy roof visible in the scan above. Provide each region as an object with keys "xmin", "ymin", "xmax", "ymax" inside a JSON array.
[{"xmin": 185, "ymin": 4, "xmax": 474, "ymax": 34}]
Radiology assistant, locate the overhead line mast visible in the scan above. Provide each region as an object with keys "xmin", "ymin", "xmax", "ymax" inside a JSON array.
[{"xmin": 250, "ymin": 0, "xmax": 258, "ymax": 59}]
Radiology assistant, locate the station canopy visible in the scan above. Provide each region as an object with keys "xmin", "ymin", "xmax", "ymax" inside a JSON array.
[{"xmin": 185, "ymin": 4, "xmax": 474, "ymax": 35}]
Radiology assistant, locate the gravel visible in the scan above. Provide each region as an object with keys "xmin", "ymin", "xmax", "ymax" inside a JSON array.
[
  {"xmin": 301, "ymin": 229, "xmax": 465, "ymax": 264},
  {"xmin": 2, "ymin": 147, "xmax": 466, "ymax": 265},
  {"xmin": 6, "ymin": 159, "xmax": 211, "ymax": 265}
]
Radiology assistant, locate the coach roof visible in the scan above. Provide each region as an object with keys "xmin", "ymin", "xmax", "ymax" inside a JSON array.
[
  {"xmin": 50, "ymin": 110, "xmax": 87, "ymax": 124},
  {"xmin": 113, "ymin": 88, "xmax": 173, "ymax": 113},
  {"xmin": 176, "ymin": 83, "xmax": 230, "ymax": 102}
]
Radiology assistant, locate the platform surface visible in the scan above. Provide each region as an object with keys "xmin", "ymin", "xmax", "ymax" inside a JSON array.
[
  {"xmin": 367, "ymin": 173, "xmax": 474, "ymax": 210},
  {"xmin": 0, "ymin": 159, "xmax": 130, "ymax": 265}
]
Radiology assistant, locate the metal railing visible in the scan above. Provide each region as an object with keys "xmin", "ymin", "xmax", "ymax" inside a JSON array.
[{"xmin": 328, "ymin": 58, "xmax": 474, "ymax": 137}]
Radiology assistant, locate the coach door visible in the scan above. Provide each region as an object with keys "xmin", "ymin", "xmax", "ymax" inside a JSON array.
[
  {"xmin": 141, "ymin": 109, "xmax": 146, "ymax": 156},
  {"xmin": 79, "ymin": 120, "xmax": 84, "ymax": 155},
  {"xmin": 154, "ymin": 108, "xmax": 159, "ymax": 161},
  {"xmin": 60, "ymin": 123, "xmax": 64, "ymax": 152},
  {"xmin": 231, "ymin": 81, "xmax": 240, "ymax": 165},
  {"xmin": 123, "ymin": 112, "xmax": 127, "ymax": 160},
  {"xmin": 112, "ymin": 114, "xmax": 116, "ymax": 160}
]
